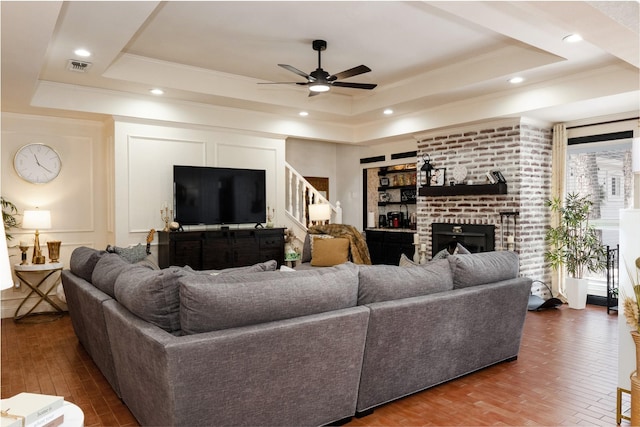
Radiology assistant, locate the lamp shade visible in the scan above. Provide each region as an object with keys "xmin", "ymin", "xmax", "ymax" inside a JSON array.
[
  {"xmin": 309, "ymin": 203, "xmax": 331, "ymax": 222},
  {"xmin": 23, "ymin": 210, "xmax": 51, "ymax": 230},
  {"xmin": 0, "ymin": 225, "xmax": 12, "ymax": 290}
]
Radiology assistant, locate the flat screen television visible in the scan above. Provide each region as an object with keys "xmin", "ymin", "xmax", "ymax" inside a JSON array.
[{"xmin": 174, "ymin": 165, "xmax": 266, "ymax": 226}]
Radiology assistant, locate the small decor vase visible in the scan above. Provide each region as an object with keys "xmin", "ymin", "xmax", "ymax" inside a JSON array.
[
  {"xmin": 47, "ymin": 241, "xmax": 61, "ymax": 263},
  {"xmin": 633, "ymin": 331, "xmax": 640, "ymax": 372}
]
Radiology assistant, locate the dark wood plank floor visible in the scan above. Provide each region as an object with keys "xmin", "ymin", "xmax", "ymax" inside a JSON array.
[{"xmin": 0, "ymin": 305, "xmax": 628, "ymax": 426}]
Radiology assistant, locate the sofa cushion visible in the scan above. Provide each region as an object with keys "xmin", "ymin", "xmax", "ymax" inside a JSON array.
[
  {"xmin": 70, "ymin": 247, "xmax": 107, "ymax": 283},
  {"xmin": 357, "ymin": 259, "xmax": 453, "ymax": 305},
  {"xmin": 106, "ymin": 243, "xmax": 148, "ymax": 263},
  {"xmin": 179, "ymin": 263, "xmax": 359, "ymax": 334},
  {"xmin": 311, "ymin": 237, "xmax": 350, "ymax": 267},
  {"xmin": 448, "ymin": 251, "xmax": 519, "ymax": 289},
  {"xmin": 181, "ymin": 260, "xmax": 278, "ymax": 275},
  {"xmin": 91, "ymin": 253, "xmax": 138, "ymax": 298},
  {"xmin": 114, "ymin": 266, "xmax": 190, "ymax": 333}
]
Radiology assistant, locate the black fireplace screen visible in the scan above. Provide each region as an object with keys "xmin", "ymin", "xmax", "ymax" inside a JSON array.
[{"xmin": 431, "ymin": 223, "xmax": 495, "ymax": 257}]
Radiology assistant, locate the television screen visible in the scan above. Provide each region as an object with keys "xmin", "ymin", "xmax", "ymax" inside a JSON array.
[{"xmin": 174, "ymin": 165, "xmax": 266, "ymax": 225}]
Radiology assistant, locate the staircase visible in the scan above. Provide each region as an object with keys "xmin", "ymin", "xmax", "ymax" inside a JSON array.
[{"xmin": 284, "ymin": 162, "xmax": 342, "ymax": 238}]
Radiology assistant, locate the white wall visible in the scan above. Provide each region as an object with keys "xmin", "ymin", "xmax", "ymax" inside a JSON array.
[
  {"xmin": 1, "ymin": 113, "xmax": 108, "ymax": 318},
  {"xmin": 112, "ymin": 120, "xmax": 287, "ymax": 246}
]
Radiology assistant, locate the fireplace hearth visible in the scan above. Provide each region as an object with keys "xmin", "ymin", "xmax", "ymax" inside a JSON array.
[{"xmin": 431, "ymin": 223, "xmax": 495, "ymax": 257}]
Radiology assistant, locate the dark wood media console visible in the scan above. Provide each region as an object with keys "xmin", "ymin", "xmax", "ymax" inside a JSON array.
[{"xmin": 158, "ymin": 228, "xmax": 284, "ymax": 270}]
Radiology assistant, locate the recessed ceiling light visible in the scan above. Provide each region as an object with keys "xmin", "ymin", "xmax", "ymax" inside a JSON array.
[
  {"xmin": 383, "ymin": 109, "xmax": 394, "ymax": 115},
  {"xmin": 150, "ymin": 88, "xmax": 164, "ymax": 95},
  {"xmin": 563, "ymin": 34, "xmax": 583, "ymax": 43},
  {"xmin": 509, "ymin": 76, "xmax": 524, "ymax": 84},
  {"xmin": 74, "ymin": 48, "xmax": 91, "ymax": 57},
  {"xmin": 299, "ymin": 111, "xmax": 309, "ymax": 117}
]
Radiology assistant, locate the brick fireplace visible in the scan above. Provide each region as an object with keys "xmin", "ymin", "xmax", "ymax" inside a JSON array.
[{"xmin": 416, "ymin": 117, "xmax": 553, "ymax": 286}]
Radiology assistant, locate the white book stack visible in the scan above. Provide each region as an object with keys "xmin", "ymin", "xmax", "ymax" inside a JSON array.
[{"xmin": 1, "ymin": 393, "xmax": 64, "ymax": 427}]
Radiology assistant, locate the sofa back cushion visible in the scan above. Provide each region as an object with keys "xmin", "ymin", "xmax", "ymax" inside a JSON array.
[
  {"xmin": 448, "ymin": 251, "xmax": 519, "ymax": 289},
  {"xmin": 70, "ymin": 247, "xmax": 107, "ymax": 283},
  {"xmin": 91, "ymin": 253, "xmax": 138, "ymax": 297},
  {"xmin": 114, "ymin": 266, "xmax": 189, "ymax": 333},
  {"xmin": 112, "ymin": 260, "xmax": 280, "ymax": 333},
  {"xmin": 357, "ymin": 259, "xmax": 453, "ymax": 305},
  {"xmin": 179, "ymin": 263, "xmax": 359, "ymax": 334}
]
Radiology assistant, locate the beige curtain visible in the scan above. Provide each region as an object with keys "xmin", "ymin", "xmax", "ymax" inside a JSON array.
[{"xmin": 551, "ymin": 123, "xmax": 567, "ymax": 300}]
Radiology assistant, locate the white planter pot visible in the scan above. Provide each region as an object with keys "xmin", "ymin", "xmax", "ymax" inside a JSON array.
[{"xmin": 566, "ymin": 277, "xmax": 588, "ymax": 309}]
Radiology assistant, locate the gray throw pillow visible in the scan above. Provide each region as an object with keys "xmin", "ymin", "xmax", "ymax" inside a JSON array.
[
  {"xmin": 180, "ymin": 260, "xmax": 278, "ymax": 275},
  {"xmin": 70, "ymin": 247, "xmax": 107, "ymax": 282},
  {"xmin": 448, "ymin": 251, "xmax": 519, "ymax": 289},
  {"xmin": 357, "ymin": 259, "xmax": 453, "ymax": 305},
  {"xmin": 106, "ymin": 243, "xmax": 148, "ymax": 263}
]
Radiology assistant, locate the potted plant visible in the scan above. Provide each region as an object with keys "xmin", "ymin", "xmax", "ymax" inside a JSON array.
[
  {"xmin": 1, "ymin": 196, "xmax": 19, "ymax": 241},
  {"xmin": 544, "ymin": 193, "xmax": 607, "ymax": 309}
]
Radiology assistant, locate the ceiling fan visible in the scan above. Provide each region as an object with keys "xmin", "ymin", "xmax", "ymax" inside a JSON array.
[{"xmin": 260, "ymin": 39, "xmax": 377, "ymax": 96}]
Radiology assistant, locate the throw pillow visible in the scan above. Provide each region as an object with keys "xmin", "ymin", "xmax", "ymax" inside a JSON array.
[
  {"xmin": 106, "ymin": 243, "xmax": 148, "ymax": 263},
  {"xmin": 311, "ymin": 237, "xmax": 349, "ymax": 267},
  {"xmin": 399, "ymin": 253, "xmax": 418, "ymax": 267},
  {"xmin": 180, "ymin": 260, "xmax": 278, "ymax": 275}
]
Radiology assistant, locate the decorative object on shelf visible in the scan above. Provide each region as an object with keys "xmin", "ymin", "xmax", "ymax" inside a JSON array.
[
  {"xmin": 431, "ymin": 168, "xmax": 446, "ymax": 186},
  {"xmin": 491, "ymin": 170, "xmax": 507, "ymax": 183},
  {"xmin": 169, "ymin": 221, "xmax": 180, "ymax": 231},
  {"xmin": 266, "ymin": 206, "xmax": 275, "ymax": 228},
  {"xmin": 379, "ymin": 192, "xmax": 391, "ymax": 203},
  {"xmin": 18, "ymin": 241, "xmax": 29, "ymax": 265},
  {"xmin": 161, "ymin": 204, "xmax": 173, "ymax": 232},
  {"xmin": 452, "ymin": 165, "xmax": 467, "ymax": 185},
  {"xmin": 544, "ymin": 193, "xmax": 607, "ymax": 309},
  {"xmin": 47, "ymin": 240, "xmax": 61, "ymax": 263},
  {"xmin": 419, "ymin": 154, "xmax": 433, "ymax": 188},
  {"xmin": 379, "ymin": 176, "xmax": 390, "ymax": 187},
  {"xmin": 23, "ymin": 209, "xmax": 51, "ymax": 265},
  {"xmin": 486, "ymin": 170, "xmax": 497, "ymax": 184},
  {"xmin": 419, "ymin": 243, "xmax": 428, "ymax": 264},
  {"xmin": 13, "ymin": 143, "xmax": 62, "ymax": 184},
  {"xmin": 401, "ymin": 188, "xmax": 416, "ymax": 202},
  {"xmin": 284, "ymin": 228, "xmax": 300, "ymax": 261},
  {"xmin": 413, "ymin": 233, "xmax": 420, "ymax": 263}
]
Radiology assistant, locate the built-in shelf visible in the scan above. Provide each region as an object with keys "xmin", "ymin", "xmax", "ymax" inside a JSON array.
[
  {"xmin": 378, "ymin": 201, "xmax": 416, "ymax": 206},
  {"xmin": 419, "ymin": 182, "xmax": 507, "ymax": 197},
  {"xmin": 378, "ymin": 185, "xmax": 416, "ymax": 191}
]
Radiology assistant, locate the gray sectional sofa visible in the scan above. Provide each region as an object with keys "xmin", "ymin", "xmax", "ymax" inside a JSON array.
[{"xmin": 62, "ymin": 247, "xmax": 531, "ymax": 426}]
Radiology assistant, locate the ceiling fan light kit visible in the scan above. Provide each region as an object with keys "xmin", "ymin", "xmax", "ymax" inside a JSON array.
[{"xmin": 263, "ymin": 39, "xmax": 377, "ymax": 96}]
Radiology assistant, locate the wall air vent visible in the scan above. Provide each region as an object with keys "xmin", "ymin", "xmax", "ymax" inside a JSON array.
[{"xmin": 66, "ymin": 59, "xmax": 92, "ymax": 73}]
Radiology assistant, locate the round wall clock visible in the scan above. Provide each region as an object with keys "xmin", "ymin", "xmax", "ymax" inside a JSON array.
[{"xmin": 13, "ymin": 143, "xmax": 62, "ymax": 184}]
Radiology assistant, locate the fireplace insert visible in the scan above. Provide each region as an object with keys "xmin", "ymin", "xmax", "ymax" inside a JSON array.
[{"xmin": 431, "ymin": 223, "xmax": 495, "ymax": 257}]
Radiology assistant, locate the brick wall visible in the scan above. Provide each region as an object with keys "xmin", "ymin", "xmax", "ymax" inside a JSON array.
[{"xmin": 416, "ymin": 118, "xmax": 553, "ymax": 289}]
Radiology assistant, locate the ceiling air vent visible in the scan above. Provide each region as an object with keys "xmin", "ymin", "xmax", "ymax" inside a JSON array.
[{"xmin": 67, "ymin": 59, "xmax": 92, "ymax": 73}]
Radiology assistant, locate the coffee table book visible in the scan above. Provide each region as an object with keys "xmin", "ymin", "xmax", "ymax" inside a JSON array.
[{"xmin": 1, "ymin": 393, "xmax": 63, "ymax": 427}]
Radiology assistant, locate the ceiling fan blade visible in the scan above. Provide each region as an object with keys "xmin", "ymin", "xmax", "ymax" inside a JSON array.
[
  {"xmin": 308, "ymin": 91, "xmax": 322, "ymax": 97},
  {"xmin": 331, "ymin": 81, "xmax": 377, "ymax": 90},
  {"xmin": 329, "ymin": 65, "xmax": 371, "ymax": 81},
  {"xmin": 278, "ymin": 64, "xmax": 310, "ymax": 79},
  {"xmin": 257, "ymin": 82, "xmax": 308, "ymax": 85}
]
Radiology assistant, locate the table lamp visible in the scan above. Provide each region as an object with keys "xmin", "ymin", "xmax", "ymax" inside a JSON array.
[
  {"xmin": 1, "ymin": 224, "xmax": 12, "ymax": 290},
  {"xmin": 308, "ymin": 203, "xmax": 331, "ymax": 226},
  {"xmin": 23, "ymin": 209, "xmax": 51, "ymax": 264}
]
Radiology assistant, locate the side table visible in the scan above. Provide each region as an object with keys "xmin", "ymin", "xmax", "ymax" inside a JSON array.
[{"xmin": 13, "ymin": 263, "xmax": 65, "ymax": 322}]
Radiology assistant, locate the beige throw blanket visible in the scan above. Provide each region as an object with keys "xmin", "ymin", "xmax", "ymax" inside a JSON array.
[{"xmin": 307, "ymin": 224, "xmax": 372, "ymax": 265}]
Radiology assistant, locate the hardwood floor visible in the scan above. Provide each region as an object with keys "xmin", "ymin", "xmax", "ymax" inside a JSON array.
[{"xmin": 0, "ymin": 305, "xmax": 628, "ymax": 426}]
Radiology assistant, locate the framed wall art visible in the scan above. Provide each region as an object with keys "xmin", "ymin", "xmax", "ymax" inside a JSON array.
[{"xmin": 431, "ymin": 168, "xmax": 446, "ymax": 186}]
